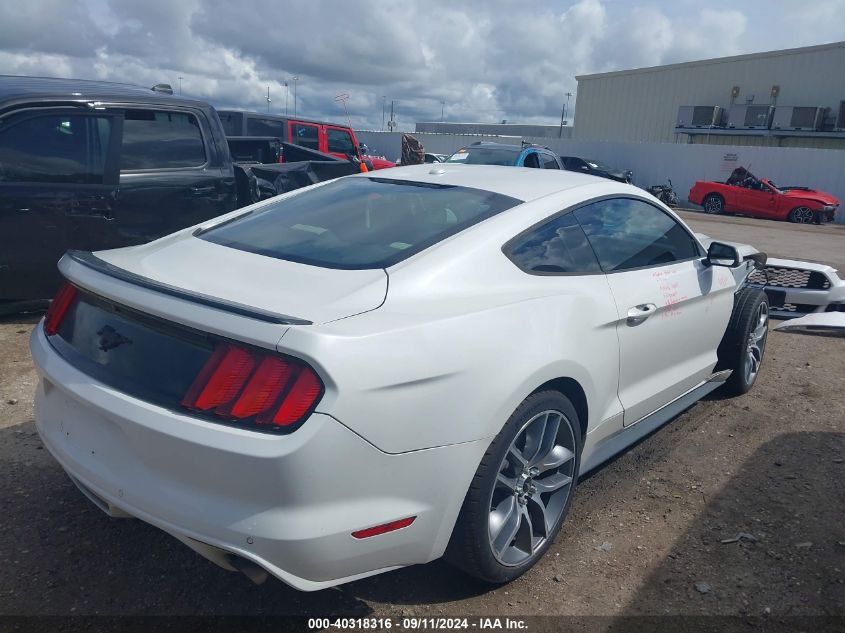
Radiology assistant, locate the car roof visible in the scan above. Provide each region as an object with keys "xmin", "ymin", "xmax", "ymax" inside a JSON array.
[
  {"xmin": 0, "ymin": 75, "xmax": 206, "ymax": 108},
  {"xmin": 359, "ymin": 164, "xmax": 612, "ymax": 202},
  {"xmin": 216, "ymin": 108, "xmax": 348, "ymax": 129},
  {"xmin": 461, "ymin": 142, "xmax": 521, "ymax": 151}
]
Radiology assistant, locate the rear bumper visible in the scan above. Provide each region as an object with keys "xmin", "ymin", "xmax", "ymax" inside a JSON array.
[{"xmin": 30, "ymin": 326, "xmax": 487, "ymax": 591}]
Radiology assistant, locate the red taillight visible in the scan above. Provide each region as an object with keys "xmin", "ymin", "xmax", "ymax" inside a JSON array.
[
  {"xmin": 351, "ymin": 517, "xmax": 416, "ymax": 539},
  {"xmin": 44, "ymin": 282, "xmax": 78, "ymax": 335},
  {"xmin": 181, "ymin": 342, "xmax": 323, "ymax": 431},
  {"xmin": 181, "ymin": 345, "xmax": 256, "ymax": 411},
  {"xmin": 221, "ymin": 356, "xmax": 295, "ymax": 418},
  {"xmin": 257, "ymin": 366, "xmax": 322, "ymax": 426}
]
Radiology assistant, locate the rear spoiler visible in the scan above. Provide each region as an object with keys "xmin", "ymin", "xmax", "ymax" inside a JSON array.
[{"xmin": 64, "ymin": 250, "xmax": 312, "ymax": 326}]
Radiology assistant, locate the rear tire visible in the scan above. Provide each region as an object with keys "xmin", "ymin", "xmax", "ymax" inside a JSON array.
[
  {"xmin": 703, "ymin": 194, "xmax": 724, "ymax": 214},
  {"xmin": 716, "ymin": 288, "xmax": 769, "ymax": 396},
  {"xmin": 446, "ymin": 391, "xmax": 582, "ymax": 584}
]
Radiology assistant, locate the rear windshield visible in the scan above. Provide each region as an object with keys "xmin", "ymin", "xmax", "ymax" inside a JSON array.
[
  {"xmin": 199, "ymin": 177, "xmax": 521, "ymax": 269},
  {"xmin": 445, "ymin": 146, "xmax": 520, "ymax": 166}
]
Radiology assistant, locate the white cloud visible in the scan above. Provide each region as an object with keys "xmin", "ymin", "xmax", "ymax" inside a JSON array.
[{"xmin": 0, "ymin": 0, "xmax": 838, "ymax": 128}]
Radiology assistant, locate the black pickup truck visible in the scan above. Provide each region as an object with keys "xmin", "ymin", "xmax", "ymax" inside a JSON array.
[{"xmin": 0, "ymin": 76, "xmax": 359, "ymax": 311}]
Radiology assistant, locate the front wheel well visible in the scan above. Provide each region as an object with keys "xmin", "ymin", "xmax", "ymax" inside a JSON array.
[{"xmin": 531, "ymin": 377, "xmax": 588, "ymax": 439}]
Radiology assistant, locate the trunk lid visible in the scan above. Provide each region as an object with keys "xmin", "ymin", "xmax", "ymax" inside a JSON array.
[{"xmin": 93, "ymin": 235, "xmax": 388, "ymax": 325}]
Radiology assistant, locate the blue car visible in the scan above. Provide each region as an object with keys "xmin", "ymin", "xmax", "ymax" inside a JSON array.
[{"xmin": 445, "ymin": 142, "xmax": 564, "ymax": 169}]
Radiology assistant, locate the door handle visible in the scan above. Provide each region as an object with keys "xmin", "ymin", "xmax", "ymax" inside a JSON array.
[
  {"xmin": 627, "ymin": 303, "xmax": 658, "ymax": 324},
  {"xmin": 190, "ymin": 185, "xmax": 216, "ymax": 195}
]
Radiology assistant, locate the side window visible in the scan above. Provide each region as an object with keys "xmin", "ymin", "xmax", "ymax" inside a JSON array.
[
  {"xmin": 523, "ymin": 152, "xmax": 541, "ymax": 169},
  {"xmin": 246, "ymin": 117, "xmax": 286, "ymax": 139},
  {"xmin": 542, "ymin": 153, "xmax": 560, "ymax": 169},
  {"xmin": 507, "ymin": 212, "xmax": 601, "ymax": 274},
  {"xmin": 121, "ymin": 110, "xmax": 206, "ymax": 170},
  {"xmin": 573, "ymin": 198, "xmax": 700, "ymax": 272},
  {"xmin": 0, "ymin": 113, "xmax": 112, "ymax": 184},
  {"xmin": 290, "ymin": 123, "xmax": 320, "ymax": 150},
  {"xmin": 326, "ymin": 128, "xmax": 355, "ymax": 154},
  {"xmin": 217, "ymin": 111, "xmax": 242, "ymax": 136}
]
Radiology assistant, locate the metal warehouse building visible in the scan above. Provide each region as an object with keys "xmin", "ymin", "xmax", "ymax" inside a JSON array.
[{"xmin": 573, "ymin": 41, "xmax": 845, "ymax": 149}]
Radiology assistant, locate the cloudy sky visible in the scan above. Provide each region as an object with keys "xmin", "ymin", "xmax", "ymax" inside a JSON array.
[{"xmin": 1, "ymin": 0, "xmax": 843, "ymax": 130}]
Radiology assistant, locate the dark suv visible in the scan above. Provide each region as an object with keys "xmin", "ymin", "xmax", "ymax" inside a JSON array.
[{"xmin": 560, "ymin": 156, "xmax": 633, "ymax": 183}]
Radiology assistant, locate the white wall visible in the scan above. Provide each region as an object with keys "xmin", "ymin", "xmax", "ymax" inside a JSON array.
[
  {"xmin": 531, "ymin": 137, "xmax": 845, "ymax": 223},
  {"xmin": 354, "ymin": 131, "xmax": 522, "ymax": 162},
  {"xmin": 358, "ymin": 130, "xmax": 845, "ymax": 224}
]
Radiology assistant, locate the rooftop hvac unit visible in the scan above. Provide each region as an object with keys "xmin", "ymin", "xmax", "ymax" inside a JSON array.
[
  {"xmin": 835, "ymin": 101, "xmax": 845, "ymax": 131},
  {"xmin": 676, "ymin": 105, "xmax": 723, "ymax": 128},
  {"xmin": 771, "ymin": 106, "xmax": 827, "ymax": 131},
  {"xmin": 727, "ymin": 104, "xmax": 774, "ymax": 129}
]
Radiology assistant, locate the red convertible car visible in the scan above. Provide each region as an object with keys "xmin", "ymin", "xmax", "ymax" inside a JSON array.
[{"xmin": 689, "ymin": 167, "xmax": 839, "ymax": 223}]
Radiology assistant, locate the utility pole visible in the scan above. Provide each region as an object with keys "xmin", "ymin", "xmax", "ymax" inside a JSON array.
[
  {"xmin": 388, "ymin": 99, "xmax": 396, "ymax": 131},
  {"xmin": 292, "ymin": 76, "xmax": 299, "ymax": 116},
  {"xmin": 266, "ymin": 86, "xmax": 271, "ymax": 112},
  {"xmin": 441, "ymin": 100, "xmax": 445, "ymax": 122},
  {"xmin": 559, "ymin": 91, "xmax": 573, "ymax": 137},
  {"xmin": 178, "ymin": 76, "xmax": 182, "ymax": 95}
]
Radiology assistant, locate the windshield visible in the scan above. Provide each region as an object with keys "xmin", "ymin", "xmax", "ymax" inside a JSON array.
[
  {"xmin": 200, "ymin": 177, "xmax": 521, "ymax": 269},
  {"xmin": 445, "ymin": 146, "xmax": 520, "ymax": 166}
]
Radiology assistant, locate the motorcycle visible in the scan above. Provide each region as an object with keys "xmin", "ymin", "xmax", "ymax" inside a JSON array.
[{"xmin": 647, "ymin": 179, "xmax": 679, "ymax": 207}]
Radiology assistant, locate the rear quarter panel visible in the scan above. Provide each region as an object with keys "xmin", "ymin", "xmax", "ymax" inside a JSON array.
[{"xmin": 278, "ymin": 183, "xmax": 630, "ymax": 454}]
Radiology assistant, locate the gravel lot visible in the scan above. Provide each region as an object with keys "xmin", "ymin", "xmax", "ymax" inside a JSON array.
[{"xmin": 0, "ymin": 213, "xmax": 842, "ymax": 623}]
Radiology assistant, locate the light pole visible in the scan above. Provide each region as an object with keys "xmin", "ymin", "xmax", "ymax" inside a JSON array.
[
  {"xmin": 266, "ymin": 86, "xmax": 271, "ymax": 112},
  {"xmin": 292, "ymin": 76, "xmax": 299, "ymax": 117},
  {"xmin": 441, "ymin": 100, "xmax": 445, "ymax": 122},
  {"xmin": 285, "ymin": 81, "xmax": 289, "ymax": 115},
  {"xmin": 382, "ymin": 95, "xmax": 386, "ymax": 130},
  {"xmin": 178, "ymin": 76, "xmax": 182, "ymax": 95}
]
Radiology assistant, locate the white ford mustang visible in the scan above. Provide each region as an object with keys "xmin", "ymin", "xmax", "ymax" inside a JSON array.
[{"xmin": 30, "ymin": 165, "xmax": 769, "ymax": 590}]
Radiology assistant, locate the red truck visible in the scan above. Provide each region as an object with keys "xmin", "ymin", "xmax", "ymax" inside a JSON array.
[
  {"xmin": 217, "ymin": 110, "xmax": 395, "ymax": 169},
  {"xmin": 689, "ymin": 167, "xmax": 839, "ymax": 223}
]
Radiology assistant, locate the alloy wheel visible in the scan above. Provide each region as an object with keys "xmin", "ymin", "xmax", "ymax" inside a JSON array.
[
  {"xmin": 791, "ymin": 207, "xmax": 814, "ymax": 223},
  {"xmin": 704, "ymin": 196, "xmax": 722, "ymax": 214},
  {"xmin": 488, "ymin": 410, "xmax": 576, "ymax": 566},
  {"xmin": 745, "ymin": 302, "xmax": 768, "ymax": 384}
]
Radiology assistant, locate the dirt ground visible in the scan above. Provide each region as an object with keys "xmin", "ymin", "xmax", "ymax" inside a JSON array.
[{"xmin": 0, "ymin": 215, "xmax": 843, "ymax": 626}]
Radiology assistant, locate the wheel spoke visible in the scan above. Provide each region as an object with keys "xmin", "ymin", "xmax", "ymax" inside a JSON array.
[
  {"xmin": 533, "ymin": 472, "xmax": 573, "ymax": 494},
  {"xmin": 521, "ymin": 413, "xmax": 549, "ymax": 465},
  {"xmin": 496, "ymin": 471, "xmax": 517, "ymax": 491},
  {"xmin": 527, "ymin": 494, "xmax": 552, "ymax": 536},
  {"xmin": 515, "ymin": 506, "xmax": 534, "ymax": 553},
  {"xmin": 529, "ymin": 412, "xmax": 561, "ymax": 468},
  {"xmin": 490, "ymin": 496, "xmax": 519, "ymax": 553},
  {"xmin": 508, "ymin": 444, "xmax": 528, "ymax": 468},
  {"xmin": 536, "ymin": 445, "xmax": 575, "ymax": 473}
]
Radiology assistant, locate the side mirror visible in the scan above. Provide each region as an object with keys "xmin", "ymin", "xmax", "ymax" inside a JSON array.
[{"xmin": 705, "ymin": 241, "xmax": 740, "ymax": 267}]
